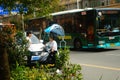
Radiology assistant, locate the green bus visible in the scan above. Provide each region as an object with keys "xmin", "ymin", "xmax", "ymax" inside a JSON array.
[{"xmin": 27, "ymin": 8, "xmax": 120, "ymax": 49}]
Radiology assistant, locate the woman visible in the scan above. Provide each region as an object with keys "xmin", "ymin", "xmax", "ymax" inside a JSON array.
[{"xmin": 46, "ymin": 36, "xmax": 57, "ymax": 64}]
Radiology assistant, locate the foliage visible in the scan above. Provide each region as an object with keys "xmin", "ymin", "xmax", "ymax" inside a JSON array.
[
  {"xmin": 10, "ymin": 46, "xmax": 82, "ymax": 80},
  {"xmin": 0, "ymin": 23, "xmax": 16, "ymax": 80},
  {"xmin": 10, "ymin": 62, "xmax": 83, "ymax": 80},
  {"xmin": 0, "ymin": 0, "xmax": 65, "ymax": 79},
  {"xmin": 0, "ymin": 23, "xmax": 28, "ymax": 69},
  {"xmin": 0, "ymin": 0, "xmax": 63, "ymax": 17},
  {"xmin": 10, "ymin": 15, "xmax": 23, "ymax": 30},
  {"xmin": 54, "ymin": 63, "xmax": 83, "ymax": 80},
  {"xmin": 0, "ymin": 24, "xmax": 16, "ymax": 48},
  {"xmin": 8, "ymin": 31, "xmax": 28, "ymax": 69},
  {"xmin": 55, "ymin": 47, "xmax": 70, "ymax": 69}
]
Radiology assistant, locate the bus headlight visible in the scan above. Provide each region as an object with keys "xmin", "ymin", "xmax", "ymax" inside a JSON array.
[{"xmin": 99, "ymin": 41, "xmax": 105, "ymax": 44}]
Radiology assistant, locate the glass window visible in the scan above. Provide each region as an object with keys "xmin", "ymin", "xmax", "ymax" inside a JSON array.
[
  {"xmin": 97, "ymin": 10, "xmax": 120, "ymax": 36},
  {"xmin": 30, "ymin": 34, "xmax": 40, "ymax": 44}
]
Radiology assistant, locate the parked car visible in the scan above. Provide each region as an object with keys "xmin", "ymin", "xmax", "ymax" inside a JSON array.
[{"xmin": 26, "ymin": 33, "xmax": 50, "ymax": 65}]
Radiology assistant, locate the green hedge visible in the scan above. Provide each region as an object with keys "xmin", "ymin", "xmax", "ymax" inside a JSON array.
[{"xmin": 10, "ymin": 48, "xmax": 83, "ymax": 80}]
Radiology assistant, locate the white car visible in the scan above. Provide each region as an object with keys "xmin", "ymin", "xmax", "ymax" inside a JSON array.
[{"xmin": 27, "ymin": 34, "xmax": 49, "ymax": 65}]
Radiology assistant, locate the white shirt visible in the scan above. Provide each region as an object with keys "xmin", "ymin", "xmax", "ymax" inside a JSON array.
[
  {"xmin": 47, "ymin": 40, "xmax": 57, "ymax": 51},
  {"xmin": 26, "ymin": 37, "xmax": 31, "ymax": 43},
  {"xmin": 26, "ymin": 37, "xmax": 32, "ymax": 47}
]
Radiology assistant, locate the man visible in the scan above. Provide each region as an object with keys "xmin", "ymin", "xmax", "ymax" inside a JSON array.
[
  {"xmin": 26, "ymin": 31, "xmax": 32, "ymax": 66},
  {"xmin": 26, "ymin": 31, "xmax": 32, "ymax": 47}
]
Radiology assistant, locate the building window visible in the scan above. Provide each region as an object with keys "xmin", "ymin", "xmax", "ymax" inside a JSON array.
[{"xmin": 101, "ymin": 1, "xmax": 105, "ymax": 6}]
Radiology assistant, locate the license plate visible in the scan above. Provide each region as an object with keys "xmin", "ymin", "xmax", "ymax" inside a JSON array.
[{"xmin": 31, "ymin": 56, "xmax": 40, "ymax": 60}]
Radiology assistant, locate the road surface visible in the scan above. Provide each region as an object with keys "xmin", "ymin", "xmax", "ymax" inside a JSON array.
[{"xmin": 70, "ymin": 48, "xmax": 120, "ymax": 80}]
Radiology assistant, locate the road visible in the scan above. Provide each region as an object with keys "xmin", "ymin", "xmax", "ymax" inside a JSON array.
[{"xmin": 69, "ymin": 48, "xmax": 120, "ymax": 80}]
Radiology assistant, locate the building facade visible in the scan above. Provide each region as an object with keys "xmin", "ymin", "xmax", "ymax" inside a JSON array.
[{"xmin": 59, "ymin": 0, "xmax": 120, "ymax": 10}]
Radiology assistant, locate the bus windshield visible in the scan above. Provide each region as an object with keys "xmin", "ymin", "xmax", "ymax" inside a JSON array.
[{"xmin": 97, "ymin": 10, "xmax": 120, "ymax": 36}]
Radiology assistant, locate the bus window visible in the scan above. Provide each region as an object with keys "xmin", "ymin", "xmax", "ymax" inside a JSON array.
[
  {"xmin": 86, "ymin": 10, "xmax": 95, "ymax": 42},
  {"xmin": 74, "ymin": 13, "xmax": 84, "ymax": 33},
  {"xmin": 87, "ymin": 25, "xmax": 94, "ymax": 42},
  {"xmin": 97, "ymin": 10, "xmax": 120, "ymax": 36}
]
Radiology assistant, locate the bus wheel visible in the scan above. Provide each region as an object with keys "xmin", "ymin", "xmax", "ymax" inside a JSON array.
[{"xmin": 74, "ymin": 39, "xmax": 82, "ymax": 50}]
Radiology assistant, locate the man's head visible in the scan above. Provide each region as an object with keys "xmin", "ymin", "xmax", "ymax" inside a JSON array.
[{"xmin": 26, "ymin": 31, "xmax": 32, "ymax": 37}]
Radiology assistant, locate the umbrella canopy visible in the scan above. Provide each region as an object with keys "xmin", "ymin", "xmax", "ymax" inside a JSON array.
[{"xmin": 44, "ymin": 24, "xmax": 65, "ymax": 36}]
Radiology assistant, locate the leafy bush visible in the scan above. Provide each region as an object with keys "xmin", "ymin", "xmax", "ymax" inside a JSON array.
[
  {"xmin": 10, "ymin": 48, "xmax": 83, "ymax": 80},
  {"xmin": 10, "ymin": 64, "xmax": 82, "ymax": 80},
  {"xmin": 8, "ymin": 31, "xmax": 28, "ymax": 69},
  {"xmin": 53, "ymin": 63, "xmax": 82, "ymax": 80},
  {"xmin": 55, "ymin": 47, "xmax": 70, "ymax": 69}
]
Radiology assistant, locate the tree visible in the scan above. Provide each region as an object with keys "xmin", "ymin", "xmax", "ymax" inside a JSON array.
[
  {"xmin": 0, "ymin": 0, "xmax": 61, "ymax": 80},
  {"xmin": 0, "ymin": 23, "xmax": 16, "ymax": 80},
  {"xmin": 0, "ymin": 0, "xmax": 62, "ymax": 17}
]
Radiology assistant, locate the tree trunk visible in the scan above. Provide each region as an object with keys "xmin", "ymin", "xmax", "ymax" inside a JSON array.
[{"xmin": 0, "ymin": 48, "xmax": 10, "ymax": 80}]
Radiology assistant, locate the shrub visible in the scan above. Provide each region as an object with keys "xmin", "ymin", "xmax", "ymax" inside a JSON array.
[
  {"xmin": 8, "ymin": 31, "xmax": 28, "ymax": 69},
  {"xmin": 55, "ymin": 47, "xmax": 70, "ymax": 69},
  {"xmin": 10, "ymin": 48, "xmax": 83, "ymax": 80},
  {"xmin": 10, "ymin": 64, "xmax": 83, "ymax": 80}
]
